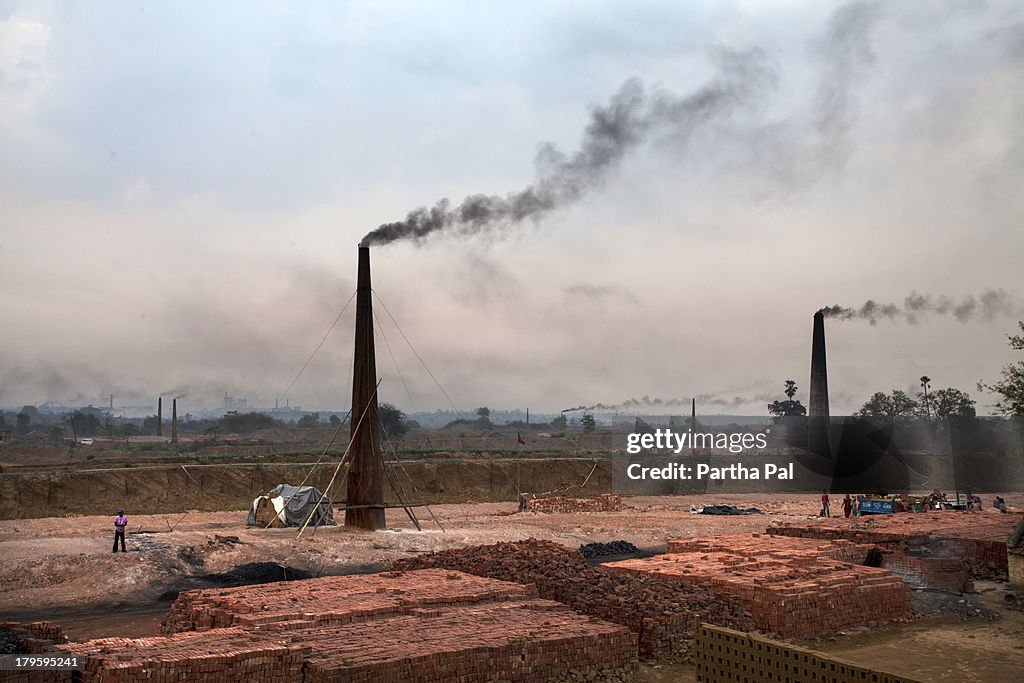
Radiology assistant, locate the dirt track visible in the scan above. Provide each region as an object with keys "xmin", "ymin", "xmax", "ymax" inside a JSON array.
[{"xmin": 2, "ymin": 493, "xmax": 1024, "ymax": 681}]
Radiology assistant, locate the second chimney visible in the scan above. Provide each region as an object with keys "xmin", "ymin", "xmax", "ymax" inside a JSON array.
[
  {"xmin": 157, "ymin": 397, "xmax": 163, "ymax": 437},
  {"xmin": 171, "ymin": 399, "xmax": 178, "ymax": 444},
  {"xmin": 808, "ymin": 310, "xmax": 831, "ymax": 456}
]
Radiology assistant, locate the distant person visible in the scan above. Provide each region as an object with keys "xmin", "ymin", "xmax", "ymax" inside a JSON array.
[
  {"xmin": 113, "ymin": 509, "xmax": 128, "ymax": 553},
  {"xmin": 842, "ymin": 493, "xmax": 853, "ymax": 518},
  {"xmin": 854, "ymin": 495, "xmax": 861, "ymax": 517},
  {"xmin": 820, "ymin": 490, "xmax": 830, "ymax": 517},
  {"xmin": 994, "ymin": 496, "xmax": 1008, "ymax": 513}
]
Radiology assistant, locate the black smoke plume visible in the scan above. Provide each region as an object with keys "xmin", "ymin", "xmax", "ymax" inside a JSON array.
[
  {"xmin": 360, "ymin": 49, "xmax": 775, "ymax": 247},
  {"xmin": 562, "ymin": 392, "xmax": 774, "ymax": 414},
  {"xmin": 819, "ymin": 289, "xmax": 1021, "ymax": 325}
]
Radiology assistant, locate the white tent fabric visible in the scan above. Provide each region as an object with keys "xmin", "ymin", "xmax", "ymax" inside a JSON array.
[{"xmin": 246, "ymin": 483, "xmax": 335, "ymax": 527}]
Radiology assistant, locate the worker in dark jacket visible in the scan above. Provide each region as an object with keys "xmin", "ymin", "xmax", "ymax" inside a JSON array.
[{"xmin": 113, "ymin": 509, "xmax": 128, "ymax": 553}]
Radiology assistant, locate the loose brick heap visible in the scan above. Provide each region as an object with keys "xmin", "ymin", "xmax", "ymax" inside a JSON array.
[
  {"xmin": 526, "ymin": 494, "xmax": 629, "ymax": 514},
  {"xmin": 48, "ymin": 570, "xmax": 637, "ymax": 683},
  {"xmin": 393, "ymin": 540, "xmax": 756, "ymax": 657},
  {"xmin": 605, "ymin": 534, "xmax": 912, "ymax": 639},
  {"xmin": 769, "ymin": 511, "xmax": 1023, "ymax": 577}
]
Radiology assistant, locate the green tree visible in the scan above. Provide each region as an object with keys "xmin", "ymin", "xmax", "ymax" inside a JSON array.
[
  {"xmin": 979, "ymin": 321, "xmax": 1024, "ymax": 416},
  {"xmin": 917, "ymin": 387, "xmax": 975, "ymax": 419},
  {"xmin": 550, "ymin": 414, "xmax": 568, "ymax": 430},
  {"xmin": 329, "ymin": 414, "xmax": 341, "ymax": 425},
  {"xmin": 768, "ymin": 380, "xmax": 806, "ymax": 418},
  {"xmin": 476, "ymin": 406, "xmax": 491, "ymax": 422},
  {"xmin": 580, "ymin": 413, "xmax": 596, "ymax": 433},
  {"xmin": 66, "ymin": 410, "xmax": 101, "ymax": 440},
  {"xmin": 297, "ymin": 413, "xmax": 320, "ymax": 428},
  {"xmin": 119, "ymin": 424, "xmax": 140, "ymax": 443},
  {"xmin": 379, "ymin": 402, "xmax": 409, "ymax": 438},
  {"xmin": 212, "ymin": 411, "xmax": 282, "ymax": 435},
  {"xmin": 103, "ymin": 412, "xmax": 116, "ymax": 439},
  {"xmin": 854, "ymin": 390, "xmax": 919, "ymax": 418}
]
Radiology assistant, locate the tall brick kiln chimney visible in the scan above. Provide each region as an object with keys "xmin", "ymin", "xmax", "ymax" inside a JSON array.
[
  {"xmin": 171, "ymin": 399, "xmax": 178, "ymax": 444},
  {"xmin": 156, "ymin": 397, "xmax": 163, "ymax": 437},
  {"xmin": 346, "ymin": 246, "xmax": 385, "ymax": 530},
  {"xmin": 808, "ymin": 310, "xmax": 831, "ymax": 456}
]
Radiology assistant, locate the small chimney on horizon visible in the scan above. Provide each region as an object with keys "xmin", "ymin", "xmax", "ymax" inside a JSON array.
[
  {"xmin": 157, "ymin": 397, "xmax": 163, "ymax": 437},
  {"xmin": 171, "ymin": 399, "xmax": 178, "ymax": 444}
]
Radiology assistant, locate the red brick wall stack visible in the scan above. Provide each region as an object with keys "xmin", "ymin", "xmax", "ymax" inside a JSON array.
[
  {"xmin": 606, "ymin": 536, "xmax": 912, "ymax": 639},
  {"xmin": 47, "ymin": 570, "xmax": 638, "ymax": 682},
  {"xmin": 526, "ymin": 494, "xmax": 628, "ymax": 513},
  {"xmin": 769, "ymin": 511, "xmax": 1022, "ymax": 576},
  {"xmin": 393, "ymin": 539, "xmax": 756, "ymax": 657}
]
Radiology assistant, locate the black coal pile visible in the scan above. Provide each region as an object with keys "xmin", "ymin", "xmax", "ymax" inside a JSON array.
[
  {"xmin": 579, "ymin": 541, "xmax": 640, "ymax": 558},
  {"xmin": 202, "ymin": 562, "xmax": 313, "ymax": 587}
]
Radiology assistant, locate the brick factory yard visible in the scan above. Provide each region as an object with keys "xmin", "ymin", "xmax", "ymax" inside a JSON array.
[{"xmin": 2, "ymin": 492, "xmax": 1024, "ymax": 682}]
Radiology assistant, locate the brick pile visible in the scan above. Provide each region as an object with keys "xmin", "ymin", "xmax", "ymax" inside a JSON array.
[
  {"xmin": 1, "ymin": 621, "xmax": 67, "ymax": 654},
  {"xmin": 667, "ymin": 533, "xmax": 873, "ymax": 564},
  {"xmin": 295, "ymin": 600, "xmax": 636, "ymax": 683},
  {"xmin": 880, "ymin": 553, "xmax": 971, "ymax": 593},
  {"xmin": 768, "ymin": 511, "xmax": 1023, "ymax": 576},
  {"xmin": 393, "ymin": 540, "xmax": 756, "ymax": 657},
  {"xmin": 56, "ymin": 629, "xmax": 307, "ymax": 683},
  {"xmin": 526, "ymin": 494, "xmax": 629, "ymax": 514},
  {"xmin": 161, "ymin": 568, "xmax": 533, "ymax": 633},
  {"xmin": 605, "ymin": 536, "xmax": 912, "ymax": 639},
  {"xmin": 47, "ymin": 570, "xmax": 638, "ymax": 682}
]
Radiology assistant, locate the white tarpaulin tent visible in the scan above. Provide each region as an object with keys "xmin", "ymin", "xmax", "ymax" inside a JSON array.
[{"xmin": 246, "ymin": 484, "xmax": 335, "ymax": 528}]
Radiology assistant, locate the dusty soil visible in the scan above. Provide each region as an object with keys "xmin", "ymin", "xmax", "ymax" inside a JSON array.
[{"xmin": 2, "ymin": 492, "xmax": 1023, "ymax": 682}]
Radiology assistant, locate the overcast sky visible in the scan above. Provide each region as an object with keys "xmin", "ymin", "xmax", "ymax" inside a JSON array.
[{"xmin": 2, "ymin": 0, "xmax": 1023, "ymax": 416}]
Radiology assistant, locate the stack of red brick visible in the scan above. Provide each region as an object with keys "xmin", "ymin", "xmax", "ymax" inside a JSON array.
[
  {"xmin": 769, "ymin": 511, "xmax": 1022, "ymax": 576},
  {"xmin": 1, "ymin": 621, "xmax": 68, "ymax": 654},
  {"xmin": 48, "ymin": 570, "xmax": 638, "ymax": 682},
  {"xmin": 526, "ymin": 494, "xmax": 628, "ymax": 514},
  {"xmin": 393, "ymin": 539, "xmax": 756, "ymax": 657},
  {"xmin": 161, "ymin": 569, "xmax": 531, "ymax": 633},
  {"xmin": 667, "ymin": 533, "xmax": 872, "ymax": 564},
  {"xmin": 605, "ymin": 534, "xmax": 912, "ymax": 639},
  {"xmin": 58, "ymin": 629, "xmax": 307, "ymax": 683}
]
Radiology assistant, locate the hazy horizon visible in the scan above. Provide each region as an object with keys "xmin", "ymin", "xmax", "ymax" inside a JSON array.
[{"xmin": 3, "ymin": 1, "xmax": 1022, "ymax": 416}]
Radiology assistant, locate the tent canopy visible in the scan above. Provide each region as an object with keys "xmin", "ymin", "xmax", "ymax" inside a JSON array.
[{"xmin": 246, "ymin": 483, "xmax": 335, "ymax": 528}]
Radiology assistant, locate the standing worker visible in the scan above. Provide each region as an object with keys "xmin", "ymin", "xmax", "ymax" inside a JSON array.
[
  {"xmin": 842, "ymin": 493, "xmax": 853, "ymax": 518},
  {"xmin": 820, "ymin": 490, "xmax": 831, "ymax": 517},
  {"xmin": 113, "ymin": 508, "xmax": 128, "ymax": 553}
]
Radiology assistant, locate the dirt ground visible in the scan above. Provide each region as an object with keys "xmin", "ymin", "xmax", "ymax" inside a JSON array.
[{"xmin": 2, "ymin": 492, "xmax": 1023, "ymax": 682}]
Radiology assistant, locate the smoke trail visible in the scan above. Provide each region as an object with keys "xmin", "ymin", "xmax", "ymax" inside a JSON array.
[
  {"xmin": 819, "ymin": 289, "xmax": 1021, "ymax": 324},
  {"xmin": 161, "ymin": 385, "xmax": 194, "ymax": 399},
  {"xmin": 562, "ymin": 392, "xmax": 774, "ymax": 413},
  {"xmin": 811, "ymin": 0, "xmax": 880, "ymax": 165},
  {"xmin": 360, "ymin": 48, "xmax": 775, "ymax": 247}
]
